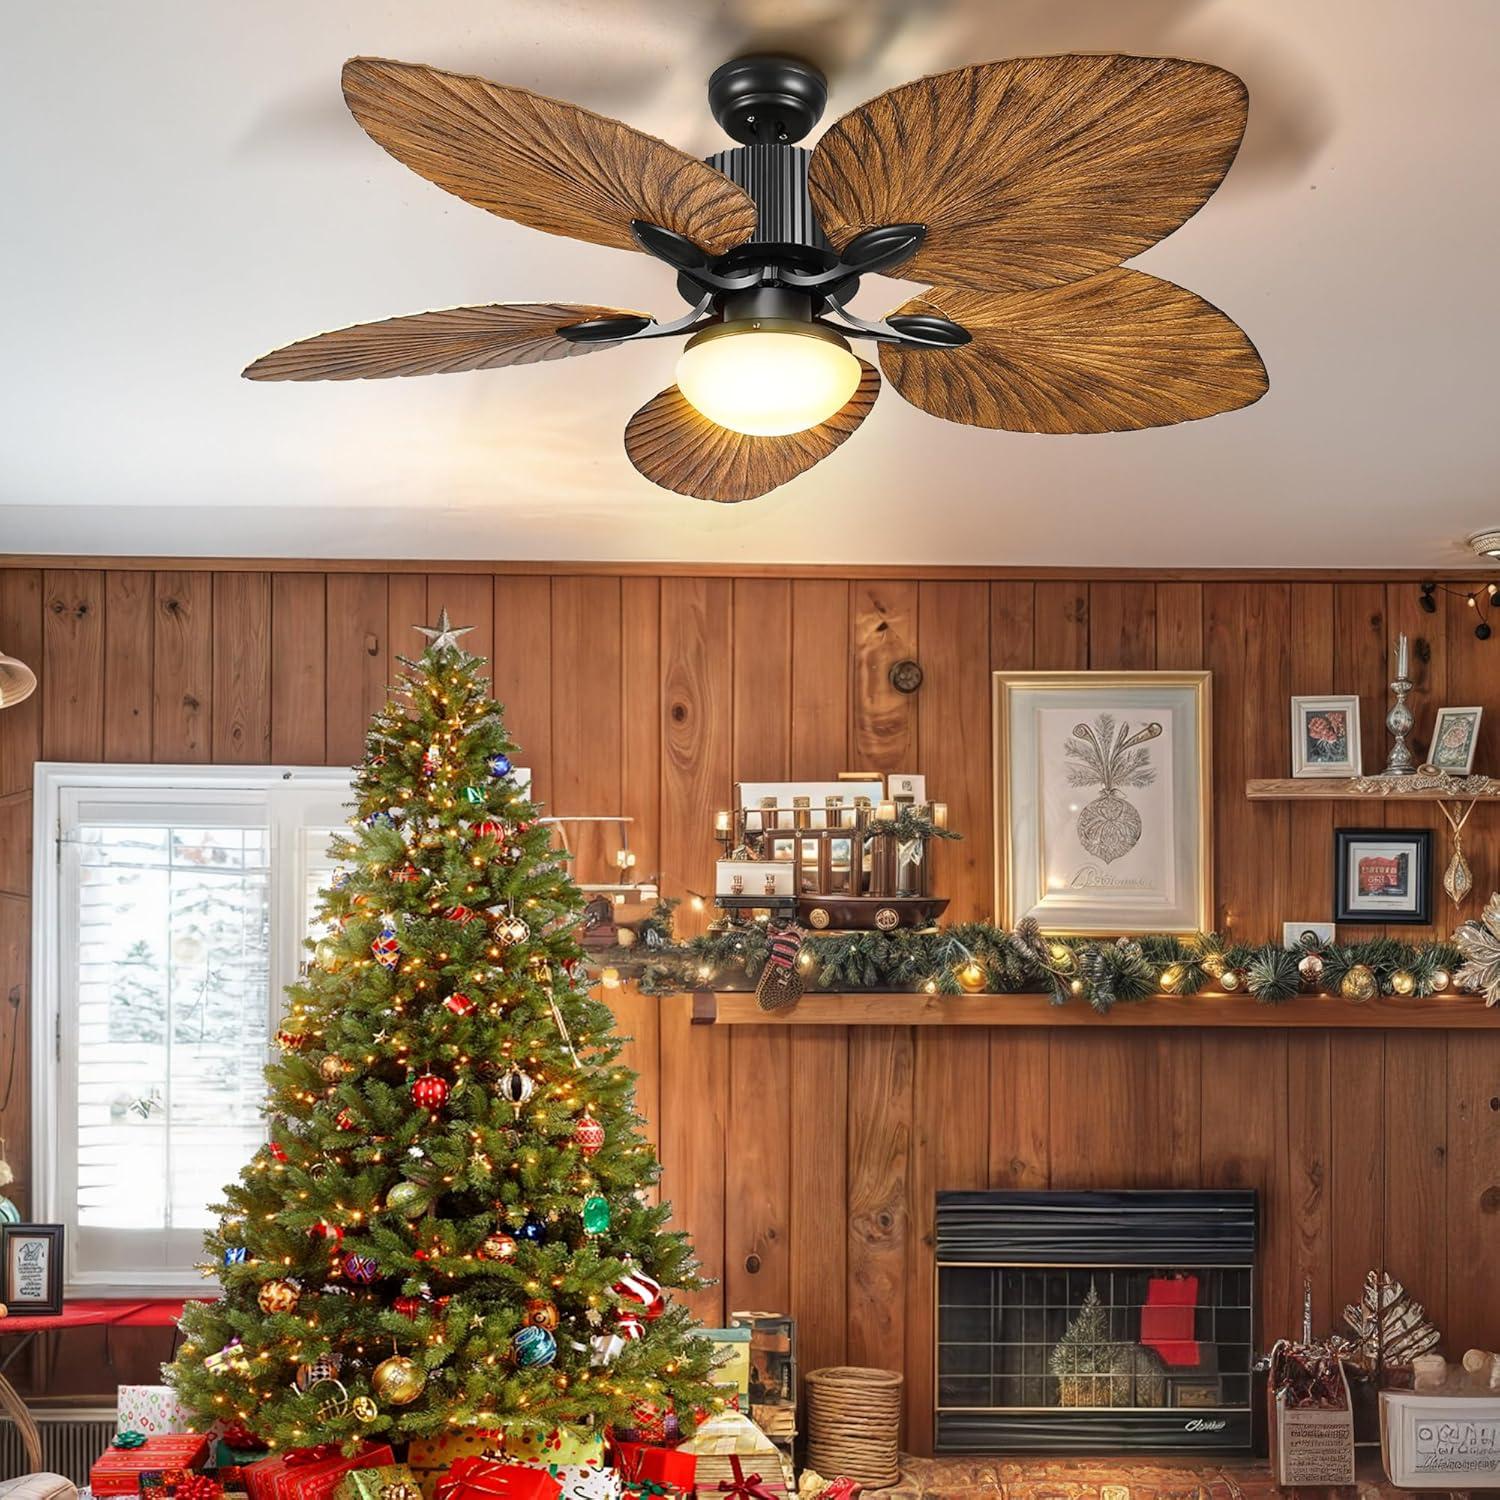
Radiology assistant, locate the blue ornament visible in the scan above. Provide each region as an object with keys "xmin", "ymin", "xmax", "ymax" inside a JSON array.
[
  {"xmin": 223, "ymin": 1246, "xmax": 248, "ymax": 1266},
  {"xmin": 365, "ymin": 809, "xmax": 396, "ymax": 829},
  {"xmin": 512, "ymin": 1324, "xmax": 557, "ymax": 1368},
  {"xmin": 488, "ymin": 754, "xmax": 512, "ymax": 778},
  {"xmin": 518, "ymin": 1216, "xmax": 546, "ymax": 1244}
]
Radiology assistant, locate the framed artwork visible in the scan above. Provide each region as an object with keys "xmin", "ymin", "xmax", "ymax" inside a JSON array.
[
  {"xmin": 1333, "ymin": 828, "xmax": 1433, "ymax": 925},
  {"xmin": 994, "ymin": 671, "xmax": 1213, "ymax": 935},
  {"xmin": 1, "ymin": 1223, "xmax": 64, "ymax": 1315},
  {"xmin": 887, "ymin": 772, "xmax": 926, "ymax": 804},
  {"xmin": 1290, "ymin": 695, "xmax": 1362, "ymax": 777},
  {"xmin": 1429, "ymin": 706, "xmax": 1483, "ymax": 774}
]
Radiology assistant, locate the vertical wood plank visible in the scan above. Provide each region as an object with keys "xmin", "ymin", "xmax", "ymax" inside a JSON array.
[
  {"xmin": 1088, "ymin": 581, "xmax": 1156, "ymax": 669},
  {"xmin": 1329, "ymin": 1033, "xmax": 1386, "ymax": 1320},
  {"xmin": 0, "ymin": 571, "xmax": 43, "ymax": 797},
  {"xmin": 212, "ymin": 573, "xmax": 271, "ymax": 764},
  {"xmin": 1155, "ymin": 582, "xmax": 1204, "ymax": 669},
  {"xmin": 732, "ymin": 580, "xmax": 792, "ymax": 782},
  {"xmin": 987, "ymin": 1030, "xmax": 1050, "ymax": 1188},
  {"xmin": 658, "ymin": 992, "xmax": 728, "ymax": 1326},
  {"xmin": 42, "ymin": 570, "xmax": 104, "ymax": 761},
  {"xmin": 850, "ymin": 582, "xmax": 917, "ymax": 771},
  {"xmin": 1447, "ymin": 1032, "xmax": 1500, "ymax": 1349},
  {"xmin": 1383, "ymin": 1033, "xmax": 1448, "ymax": 1337},
  {"xmin": 906, "ymin": 1032, "xmax": 989, "ymax": 1454},
  {"xmin": 1286, "ymin": 1032, "xmax": 1333, "ymax": 1333},
  {"xmin": 1286, "ymin": 585, "xmax": 1335, "ymax": 929},
  {"xmin": 790, "ymin": 581, "xmax": 849, "ymax": 777},
  {"xmin": 989, "ymin": 581, "xmax": 1034, "ymax": 672},
  {"xmin": 324, "ymin": 574, "xmax": 389, "ymax": 766},
  {"xmin": 918, "ymin": 582, "xmax": 991, "ymax": 922},
  {"xmin": 1442, "ymin": 585, "xmax": 1497, "ymax": 929},
  {"xmin": 493, "ymin": 578, "xmax": 553, "ymax": 799},
  {"xmin": 1242, "ymin": 583, "xmax": 1292, "ymax": 935},
  {"xmin": 1203, "ymin": 583, "xmax": 1251, "ymax": 938},
  {"xmin": 153, "ymin": 572, "xmax": 212, "ymax": 762},
  {"xmin": 847, "ymin": 1029, "xmax": 914, "ymax": 1373},
  {"xmin": 386, "ymin": 574, "xmax": 430, "ymax": 682},
  {"xmin": 1033, "ymin": 581, "xmax": 1088, "ymax": 669},
  {"xmin": 270, "ymin": 574, "xmax": 327, "ymax": 764},
  {"xmin": 103, "ymin": 571, "xmax": 154, "ymax": 762}
]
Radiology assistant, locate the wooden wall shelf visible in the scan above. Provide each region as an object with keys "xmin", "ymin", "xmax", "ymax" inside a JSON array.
[
  {"xmin": 1246, "ymin": 777, "xmax": 1500, "ymax": 801},
  {"xmin": 692, "ymin": 988, "xmax": 1498, "ymax": 1028}
]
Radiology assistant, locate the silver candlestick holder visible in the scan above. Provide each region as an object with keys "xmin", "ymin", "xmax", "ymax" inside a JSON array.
[{"xmin": 1384, "ymin": 677, "xmax": 1416, "ymax": 774}]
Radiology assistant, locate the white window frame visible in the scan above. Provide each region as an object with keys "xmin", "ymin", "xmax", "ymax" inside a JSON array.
[{"xmin": 32, "ymin": 763, "xmax": 354, "ymax": 1296}]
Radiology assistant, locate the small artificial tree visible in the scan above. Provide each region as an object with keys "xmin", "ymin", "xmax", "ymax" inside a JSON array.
[{"xmin": 170, "ymin": 614, "xmax": 718, "ymax": 1444}]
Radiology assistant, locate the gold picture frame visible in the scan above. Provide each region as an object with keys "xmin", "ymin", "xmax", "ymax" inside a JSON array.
[{"xmin": 994, "ymin": 670, "xmax": 1213, "ymax": 935}]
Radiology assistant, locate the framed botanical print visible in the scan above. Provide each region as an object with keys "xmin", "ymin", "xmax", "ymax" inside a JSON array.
[
  {"xmin": 1290, "ymin": 695, "xmax": 1362, "ymax": 777},
  {"xmin": 1, "ymin": 1223, "xmax": 64, "ymax": 1315},
  {"xmin": 994, "ymin": 671, "xmax": 1213, "ymax": 935},
  {"xmin": 1429, "ymin": 706, "xmax": 1483, "ymax": 774},
  {"xmin": 1333, "ymin": 828, "xmax": 1432, "ymax": 925}
]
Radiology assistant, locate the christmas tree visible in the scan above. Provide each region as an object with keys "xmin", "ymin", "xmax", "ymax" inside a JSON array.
[{"xmin": 170, "ymin": 613, "xmax": 718, "ymax": 1443}]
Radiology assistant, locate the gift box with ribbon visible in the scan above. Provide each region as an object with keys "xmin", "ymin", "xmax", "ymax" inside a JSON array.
[
  {"xmin": 433, "ymin": 1458, "xmax": 562, "ymax": 1500},
  {"xmin": 332, "ymin": 1465, "xmax": 424, "ymax": 1500},
  {"xmin": 496, "ymin": 1429, "xmax": 605, "ymax": 1469},
  {"xmin": 244, "ymin": 1445, "xmax": 395, "ymax": 1500},
  {"xmin": 92, "ymin": 1436, "xmax": 212, "ymax": 1497},
  {"xmin": 140, "ymin": 1472, "xmax": 225, "ymax": 1500},
  {"xmin": 609, "ymin": 1444, "xmax": 697, "ymax": 1497},
  {"xmin": 715, "ymin": 1458, "xmax": 781, "ymax": 1500},
  {"xmin": 408, "ymin": 1434, "xmax": 501, "ymax": 1500},
  {"xmin": 214, "ymin": 1441, "xmax": 272, "ymax": 1491},
  {"xmin": 117, "ymin": 1387, "xmax": 200, "ymax": 1440},
  {"xmin": 514, "ymin": 1466, "xmax": 619, "ymax": 1500}
]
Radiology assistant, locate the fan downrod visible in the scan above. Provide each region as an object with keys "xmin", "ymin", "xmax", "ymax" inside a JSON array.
[{"xmin": 708, "ymin": 55, "xmax": 828, "ymax": 145}]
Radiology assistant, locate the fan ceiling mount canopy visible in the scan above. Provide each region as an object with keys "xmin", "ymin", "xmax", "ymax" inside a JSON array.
[{"xmin": 245, "ymin": 49, "xmax": 1268, "ymax": 503}]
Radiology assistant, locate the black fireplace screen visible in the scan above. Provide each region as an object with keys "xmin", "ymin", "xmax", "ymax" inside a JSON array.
[{"xmin": 935, "ymin": 1190, "xmax": 1257, "ymax": 1454}]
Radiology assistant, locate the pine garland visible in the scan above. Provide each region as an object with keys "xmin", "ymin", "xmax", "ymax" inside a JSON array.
[{"xmin": 615, "ymin": 905, "xmax": 1466, "ymax": 1011}]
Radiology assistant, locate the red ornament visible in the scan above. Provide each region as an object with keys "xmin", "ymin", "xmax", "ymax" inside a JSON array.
[
  {"xmin": 445, "ymin": 904, "xmax": 479, "ymax": 924},
  {"xmin": 411, "ymin": 1073, "xmax": 449, "ymax": 1111},
  {"xmin": 574, "ymin": 1116, "xmax": 605, "ymax": 1156},
  {"xmin": 342, "ymin": 1252, "xmax": 379, "ymax": 1283},
  {"xmin": 617, "ymin": 1311, "xmax": 646, "ymax": 1342},
  {"xmin": 267, "ymin": 1141, "xmax": 287, "ymax": 1163},
  {"xmin": 627, "ymin": 1399, "xmax": 669, "ymax": 1445},
  {"xmin": 473, "ymin": 819, "xmax": 505, "ymax": 841},
  {"xmin": 478, "ymin": 1231, "xmax": 518, "ymax": 1262},
  {"xmin": 310, "ymin": 1220, "xmax": 344, "ymax": 1247},
  {"xmin": 275, "ymin": 1027, "xmax": 309, "ymax": 1051},
  {"xmin": 393, "ymin": 1295, "xmax": 423, "ymax": 1319},
  {"xmin": 613, "ymin": 1268, "xmax": 666, "ymax": 1320},
  {"xmin": 444, "ymin": 991, "xmax": 476, "ymax": 1017},
  {"xmin": 391, "ymin": 862, "xmax": 421, "ymax": 883},
  {"xmin": 334, "ymin": 1108, "xmax": 356, "ymax": 1131}
]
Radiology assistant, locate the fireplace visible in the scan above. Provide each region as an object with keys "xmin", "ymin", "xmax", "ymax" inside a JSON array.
[{"xmin": 935, "ymin": 1189, "xmax": 1257, "ymax": 1454}]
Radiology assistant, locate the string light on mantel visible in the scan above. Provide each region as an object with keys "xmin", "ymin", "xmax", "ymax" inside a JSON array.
[{"xmin": 1420, "ymin": 581, "xmax": 1496, "ymax": 640}]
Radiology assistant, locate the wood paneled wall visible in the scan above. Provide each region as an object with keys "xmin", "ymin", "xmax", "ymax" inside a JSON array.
[{"xmin": 1, "ymin": 566, "xmax": 1498, "ymax": 1431}]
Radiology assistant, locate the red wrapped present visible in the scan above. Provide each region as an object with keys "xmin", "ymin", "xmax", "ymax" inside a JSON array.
[
  {"xmin": 609, "ymin": 1445, "xmax": 697, "ymax": 1495},
  {"xmin": 93, "ymin": 1437, "xmax": 211, "ymax": 1497},
  {"xmin": 434, "ymin": 1459, "xmax": 561, "ymax": 1500},
  {"xmin": 142, "ymin": 1475, "xmax": 224, "ymax": 1500},
  {"xmin": 1140, "ymin": 1274, "xmax": 1200, "ymax": 1367},
  {"xmin": 245, "ymin": 1445, "xmax": 395, "ymax": 1500}
]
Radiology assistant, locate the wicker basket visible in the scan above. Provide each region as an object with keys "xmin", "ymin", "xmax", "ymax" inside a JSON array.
[{"xmin": 805, "ymin": 1365, "xmax": 903, "ymax": 1489}]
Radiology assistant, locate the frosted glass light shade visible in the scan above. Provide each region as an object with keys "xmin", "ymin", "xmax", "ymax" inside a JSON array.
[{"xmin": 675, "ymin": 320, "xmax": 861, "ymax": 436}]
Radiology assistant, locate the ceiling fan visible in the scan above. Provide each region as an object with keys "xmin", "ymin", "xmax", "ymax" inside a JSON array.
[{"xmin": 245, "ymin": 51, "xmax": 1268, "ymax": 502}]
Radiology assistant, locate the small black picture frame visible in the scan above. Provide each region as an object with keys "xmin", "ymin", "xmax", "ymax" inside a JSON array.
[
  {"xmin": 1, "ymin": 1223, "xmax": 65, "ymax": 1315},
  {"xmin": 1333, "ymin": 827, "xmax": 1433, "ymax": 925}
]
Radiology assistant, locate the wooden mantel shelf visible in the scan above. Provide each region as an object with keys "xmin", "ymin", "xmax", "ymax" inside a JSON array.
[
  {"xmin": 691, "ymin": 988, "xmax": 1498, "ymax": 1028},
  {"xmin": 1246, "ymin": 776, "xmax": 1500, "ymax": 800}
]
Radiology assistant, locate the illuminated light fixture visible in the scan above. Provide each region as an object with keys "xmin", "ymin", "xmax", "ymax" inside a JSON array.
[
  {"xmin": 1467, "ymin": 528, "xmax": 1500, "ymax": 559},
  {"xmin": 0, "ymin": 647, "xmax": 36, "ymax": 709},
  {"xmin": 675, "ymin": 318, "xmax": 862, "ymax": 437}
]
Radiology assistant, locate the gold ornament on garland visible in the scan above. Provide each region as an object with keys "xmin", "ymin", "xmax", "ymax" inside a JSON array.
[
  {"xmin": 1298, "ymin": 951, "xmax": 1325, "ymax": 987},
  {"xmin": 1340, "ymin": 963, "xmax": 1378, "ymax": 1001},
  {"xmin": 371, "ymin": 1353, "xmax": 426, "ymax": 1405},
  {"xmin": 1201, "ymin": 952, "xmax": 1227, "ymax": 980},
  {"xmin": 1159, "ymin": 964, "xmax": 1185, "ymax": 993},
  {"xmin": 956, "ymin": 961, "xmax": 987, "ymax": 993},
  {"xmin": 1390, "ymin": 969, "xmax": 1417, "ymax": 996},
  {"xmin": 1430, "ymin": 967, "xmax": 1451, "ymax": 993},
  {"xmin": 1219, "ymin": 967, "xmax": 1243, "ymax": 992}
]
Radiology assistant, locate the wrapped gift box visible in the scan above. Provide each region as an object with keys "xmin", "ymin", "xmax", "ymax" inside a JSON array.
[
  {"xmin": 93, "ymin": 1437, "xmax": 211, "ymax": 1497},
  {"xmin": 674, "ymin": 1415, "xmax": 786, "ymax": 1499},
  {"xmin": 608, "ymin": 1445, "xmax": 696, "ymax": 1495},
  {"xmin": 496, "ymin": 1430, "xmax": 604, "ymax": 1469},
  {"xmin": 214, "ymin": 1443, "xmax": 272, "ymax": 1491},
  {"xmin": 408, "ymin": 1434, "xmax": 500, "ymax": 1500},
  {"xmin": 333, "ymin": 1465, "xmax": 424, "ymax": 1500},
  {"xmin": 515, "ymin": 1467, "xmax": 619, "ymax": 1500},
  {"xmin": 434, "ymin": 1459, "xmax": 561, "ymax": 1500},
  {"xmin": 117, "ymin": 1387, "xmax": 198, "ymax": 1440},
  {"xmin": 245, "ymin": 1445, "xmax": 395, "ymax": 1500}
]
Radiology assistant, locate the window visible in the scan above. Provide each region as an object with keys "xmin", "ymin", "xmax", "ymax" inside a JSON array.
[{"xmin": 32, "ymin": 765, "xmax": 353, "ymax": 1293}]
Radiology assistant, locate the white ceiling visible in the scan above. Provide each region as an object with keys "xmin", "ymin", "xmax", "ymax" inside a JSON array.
[{"xmin": 2, "ymin": 0, "xmax": 1498, "ymax": 566}]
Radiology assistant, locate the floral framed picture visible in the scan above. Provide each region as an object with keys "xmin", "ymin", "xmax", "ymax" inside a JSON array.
[
  {"xmin": 1333, "ymin": 827, "xmax": 1433, "ymax": 925},
  {"xmin": 1429, "ymin": 706, "xmax": 1483, "ymax": 774},
  {"xmin": 993, "ymin": 671, "xmax": 1213, "ymax": 935},
  {"xmin": 1290, "ymin": 695, "xmax": 1362, "ymax": 777}
]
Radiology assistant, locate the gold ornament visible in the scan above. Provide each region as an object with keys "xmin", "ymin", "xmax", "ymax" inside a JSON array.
[
  {"xmin": 1340, "ymin": 963, "xmax": 1377, "ymax": 1001},
  {"xmin": 1201, "ymin": 952, "xmax": 1227, "ymax": 980},
  {"xmin": 319, "ymin": 1055, "xmax": 347, "ymax": 1082},
  {"xmin": 1430, "ymin": 968, "xmax": 1451, "ymax": 993},
  {"xmin": 1390, "ymin": 970, "xmax": 1417, "ymax": 996},
  {"xmin": 1219, "ymin": 967, "xmax": 1243, "ymax": 992},
  {"xmin": 1298, "ymin": 952, "xmax": 1325, "ymax": 986},
  {"xmin": 371, "ymin": 1354, "xmax": 426, "ymax": 1405},
  {"xmin": 350, "ymin": 1395, "xmax": 378, "ymax": 1422},
  {"xmin": 955, "ymin": 961, "xmax": 987, "ymax": 993},
  {"xmin": 1159, "ymin": 964, "xmax": 1184, "ymax": 993},
  {"xmin": 258, "ymin": 1278, "xmax": 301, "ymax": 1314}
]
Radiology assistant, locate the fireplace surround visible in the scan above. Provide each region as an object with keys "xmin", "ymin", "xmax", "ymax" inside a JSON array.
[{"xmin": 935, "ymin": 1189, "xmax": 1258, "ymax": 1454}]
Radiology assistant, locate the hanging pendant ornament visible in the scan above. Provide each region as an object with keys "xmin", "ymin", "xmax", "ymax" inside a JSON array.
[
  {"xmin": 267, "ymin": 1139, "xmax": 288, "ymax": 1164},
  {"xmin": 574, "ymin": 1116, "xmax": 605, "ymax": 1156},
  {"xmin": 445, "ymin": 904, "xmax": 480, "ymax": 925},
  {"xmin": 581, "ymin": 1193, "xmax": 611, "ymax": 1235},
  {"xmin": 422, "ymin": 743, "xmax": 441, "ymax": 778},
  {"xmin": 372, "ymin": 921, "xmax": 401, "ymax": 970},
  {"xmin": 351, "ymin": 1395, "xmax": 379, "ymax": 1423},
  {"xmin": 488, "ymin": 753, "xmax": 513, "ymax": 779},
  {"xmin": 371, "ymin": 1353, "xmax": 426, "ymax": 1405},
  {"xmin": 525, "ymin": 1298, "xmax": 561, "ymax": 1331},
  {"xmin": 512, "ymin": 1324, "xmax": 558, "ymax": 1367},
  {"xmin": 1341, "ymin": 963, "xmax": 1378, "ymax": 1001},
  {"xmin": 478, "ymin": 1230, "xmax": 519, "ymax": 1261},
  {"xmin": 473, "ymin": 818, "xmax": 505, "ymax": 842},
  {"xmin": 547, "ymin": 994, "xmax": 581, "ymax": 1068},
  {"xmin": 342, "ymin": 1252, "xmax": 379, "ymax": 1284},
  {"xmin": 616, "ymin": 1311, "xmax": 646, "ymax": 1343},
  {"xmin": 613, "ymin": 1267, "xmax": 666, "ymax": 1320},
  {"xmin": 257, "ymin": 1278, "xmax": 301, "ymax": 1314},
  {"xmin": 462, "ymin": 786, "xmax": 486, "ymax": 805},
  {"xmin": 756, "ymin": 922, "xmax": 806, "ymax": 1013},
  {"xmin": 1439, "ymin": 799, "xmax": 1477, "ymax": 904},
  {"xmin": 444, "ymin": 991, "xmax": 476, "ymax": 1017},
  {"xmin": 518, "ymin": 1215, "xmax": 546, "ymax": 1244},
  {"xmin": 293, "ymin": 1353, "xmax": 343, "ymax": 1392},
  {"xmin": 494, "ymin": 912, "xmax": 530, "ymax": 947},
  {"xmin": 498, "ymin": 1066, "xmax": 535, "ymax": 1116},
  {"xmin": 411, "ymin": 1072, "xmax": 449, "ymax": 1111}
]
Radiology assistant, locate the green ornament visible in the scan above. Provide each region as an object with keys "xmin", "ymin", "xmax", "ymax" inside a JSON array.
[
  {"xmin": 462, "ymin": 786, "xmax": 485, "ymax": 804},
  {"xmin": 386, "ymin": 1180, "xmax": 426, "ymax": 1217},
  {"xmin": 582, "ymin": 1193, "xmax": 611, "ymax": 1235}
]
